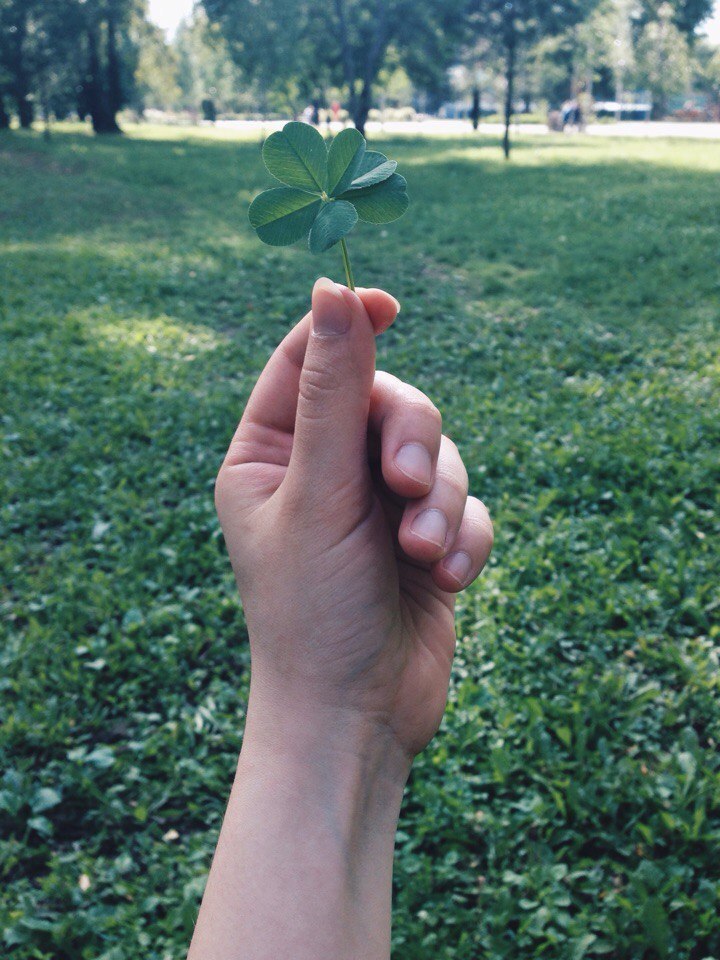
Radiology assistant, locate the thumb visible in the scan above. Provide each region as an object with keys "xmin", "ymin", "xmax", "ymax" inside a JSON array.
[{"xmin": 286, "ymin": 276, "xmax": 376, "ymax": 499}]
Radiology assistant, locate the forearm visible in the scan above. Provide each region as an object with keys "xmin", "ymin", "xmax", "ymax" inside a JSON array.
[{"xmin": 188, "ymin": 692, "xmax": 411, "ymax": 960}]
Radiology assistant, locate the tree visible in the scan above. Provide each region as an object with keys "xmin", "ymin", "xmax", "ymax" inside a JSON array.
[
  {"xmin": 694, "ymin": 40, "xmax": 720, "ymax": 118},
  {"xmin": 636, "ymin": 0, "xmax": 713, "ymax": 35},
  {"xmin": 0, "ymin": 0, "xmax": 141, "ymax": 134},
  {"xmin": 449, "ymin": 38, "xmax": 501, "ymax": 129},
  {"xmin": 526, "ymin": 1, "xmax": 622, "ymax": 110},
  {"xmin": 202, "ymin": 0, "xmax": 467, "ymax": 135},
  {"xmin": 129, "ymin": 15, "xmax": 181, "ymax": 113},
  {"xmin": 635, "ymin": 1, "xmax": 691, "ymax": 117},
  {"xmin": 76, "ymin": 0, "xmax": 138, "ymax": 134},
  {"xmin": 0, "ymin": 0, "xmax": 80, "ymax": 130},
  {"xmin": 467, "ymin": 0, "xmax": 602, "ymax": 159},
  {"xmin": 0, "ymin": 0, "xmax": 38, "ymax": 127},
  {"xmin": 175, "ymin": 8, "xmax": 246, "ymax": 115}
]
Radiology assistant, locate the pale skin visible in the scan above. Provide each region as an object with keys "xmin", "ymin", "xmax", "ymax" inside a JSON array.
[{"xmin": 188, "ymin": 278, "xmax": 494, "ymax": 960}]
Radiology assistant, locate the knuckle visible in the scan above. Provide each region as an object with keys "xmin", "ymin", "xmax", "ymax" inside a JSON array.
[
  {"xmin": 374, "ymin": 369, "xmax": 402, "ymax": 391},
  {"xmin": 400, "ymin": 386, "xmax": 442, "ymax": 426},
  {"xmin": 468, "ymin": 497, "xmax": 494, "ymax": 549},
  {"xmin": 436, "ymin": 460, "xmax": 469, "ymax": 499},
  {"xmin": 423, "ymin": 399, "xmax": 443, "ymax": 432},
  {"xmin": 441, "ymin": 434, "xmax": 460, "ymax": 459},
  {"xmin": 374, "ymin": 373, "xmax": 443, "ymax": 437},
  {"xmin": 446, "ymin": 473, "xmax": 470, "ymax": 501},
  {"xmin": 298, "ymin": 361, "xmax": 341, "ymax": 419}
]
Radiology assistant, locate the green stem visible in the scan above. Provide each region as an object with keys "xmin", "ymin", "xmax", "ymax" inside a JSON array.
[{"xmin": 339, "ymin": 237, "xmax": 355, "ymax": 291}]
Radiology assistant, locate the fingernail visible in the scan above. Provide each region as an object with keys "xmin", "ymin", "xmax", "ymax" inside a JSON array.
[
  {"xmin": 312, "ymin": 277, "xmax": 351, "ymax": 336},
  {"xmin": 395, "ymin": 443, "xmax": 432, "ymax": 485},
  {"xmin": 443, "ymin": 551, "xmax": 472, "ymax": 586},
  {"xmin": 392, "ymin": 296, "xmax": 401, "ymax": 314},
  {"xmin": 411, "ymin": 508, "xmax": 448, "ymax": 548}
]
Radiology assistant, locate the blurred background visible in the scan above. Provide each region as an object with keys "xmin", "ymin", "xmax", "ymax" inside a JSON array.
[
  {"xmin": 1, "ymin": 1, "xmax": 719, "ymax": 959},
  {"xmin": 1, "ymin": 0, "xmax": 720, "ymax": 144}
]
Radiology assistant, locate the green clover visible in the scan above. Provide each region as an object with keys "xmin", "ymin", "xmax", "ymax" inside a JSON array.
[{"xmin": 248, "ymin": 121, "xmax": 409, "ymax": 290}]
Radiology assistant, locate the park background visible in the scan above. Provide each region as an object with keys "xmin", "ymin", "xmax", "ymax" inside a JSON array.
[{"xmin": 1, "ymin": 1, "xmax": 719, "ymax": 958}]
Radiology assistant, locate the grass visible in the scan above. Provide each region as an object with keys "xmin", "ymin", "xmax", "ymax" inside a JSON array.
[{"xmin": 1, "ymin": 124, "xmax": 719, "ymax": 960}]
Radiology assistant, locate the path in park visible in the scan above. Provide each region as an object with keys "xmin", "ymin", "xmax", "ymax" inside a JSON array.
[{"xmin": 215, "ymin": 118, "xmax": 720, "ymax": 140}]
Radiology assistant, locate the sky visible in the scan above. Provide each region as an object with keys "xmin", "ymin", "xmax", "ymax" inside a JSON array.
[
  {"xmin": 147, "ymin": 0, "xmax": 196, "ymax": 37},
  {"xmin": 704, "ymin": 4, "xmax": 720, "ymax": 42},
  {"xmin": 146, "ymin": 0, "xmax": 720, "ymax": 44}
]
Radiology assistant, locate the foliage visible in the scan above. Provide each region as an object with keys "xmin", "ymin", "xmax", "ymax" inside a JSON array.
[
  {"xmin": 694, "ymin": 41, "xmax": 720, "ymax": 113},
  {"xmin": 174, "ymin": 8, "xmax": 247, "ymax": 115},
  {"xmin": 129, "ymin": 14, "xmax": 181, "ymax": 114},
  {"xmin": 466, "ymin": 0, "xmax": 603, "ymax": 157},
  {"xmin": 0, "ymin": 0, "xmax": 183, "ymax": 133},
  {"xmin": 201, "ymin": 0, "xmax": 467, "ymax": 134},
  {"xmin": 636, "ymin": 0, "xmax": 714, "ymax": 35},
  {"xmin": 0, "ymin": 0, "xmax": 78, "ymax": 127},
  {"xmin": 1, "ymin": 126, "xmax": 719, "ymax": 959},
  {"xmin": 635, "ymin": 3, "xmax": 692, "ymax": 118}
]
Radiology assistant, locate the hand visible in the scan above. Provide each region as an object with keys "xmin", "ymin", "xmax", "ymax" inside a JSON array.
[
  {"xmin": 215, "ymin": 278, "xmax": 493, "ymax": 768},
  {"xmin": 191, "ymin": 279, "xmax": 493, "ymax": 959}
]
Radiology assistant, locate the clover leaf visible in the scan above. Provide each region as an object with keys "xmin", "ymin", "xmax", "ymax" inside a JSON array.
[{"xmin": 248, "ymin": 121, "xmax": 409, "ymax": 289}]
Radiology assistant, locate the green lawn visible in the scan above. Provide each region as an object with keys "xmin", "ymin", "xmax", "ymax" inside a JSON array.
[{"xmin": 1, "ymin": 125, "xmax": 719, "ymax": 959}]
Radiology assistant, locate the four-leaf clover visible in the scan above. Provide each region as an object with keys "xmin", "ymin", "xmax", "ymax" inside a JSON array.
[{"xmin": 248, "ymin": 121, "xmax": 409, "ymax": 289}]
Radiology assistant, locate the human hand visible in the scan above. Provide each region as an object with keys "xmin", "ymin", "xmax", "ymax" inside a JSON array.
[{"xmin": 215, "ymin": 278, "xmax": 493, "ymax": 773}]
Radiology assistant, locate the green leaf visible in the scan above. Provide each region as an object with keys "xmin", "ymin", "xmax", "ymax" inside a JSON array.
[
  {"xmin": 32, "ymin": 787, "xmax": 62, "ymax": 813},
  {"xmin": 641, "ymin": 897, "xmax": 671, "ymax": 958},
  {"xmin": 262, "ymin": 121, "xmax": 328, "ymax": 193},
  {"xmin": 308, "ymin": 200, "xmax": 358, "ymax": 253},
  {"xmin": 347, "ymin": 150, "xmax": 397, "ymax": 190},
  {"xmin": 249, "ymin": 187, "xmax": 322, "ymax": 246},
  {"xmin": 327, "ymin": 128, "xmax": 366, "ymax": 197},
  {"xmin": 570, "ymin": 934, "xmax": 597, "ymax": 960},
  {"xmin": 28, "ymin": 815, "xmax": 53, "ymax": 837},
  {"xmin": 555, "ymin": 725, "xmax": 572, "ymax": 748},
  {"xmin": 340, "ymin": 173, "xmax": 409, "ymax": 224}
]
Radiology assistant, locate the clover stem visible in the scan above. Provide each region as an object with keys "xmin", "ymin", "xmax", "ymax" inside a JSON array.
[{"xmin": 339, "ymin": 237, "xmax": 355, "ymax": 291}]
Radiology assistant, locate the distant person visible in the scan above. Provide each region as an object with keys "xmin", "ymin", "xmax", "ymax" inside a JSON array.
[
  {"xmin": 311, "ymin": 100, "xmax": 320, "ymax": 126},
  {"xmin": 331, "ymin": 100, "xmax": 341, "ymax": 123},
  {"xmin": 561, "ymin": 98, "xmax": 581, "ymax": 131},
  {"xmin": 301, "ymin": 104, "xmax": 314, "ymax": 124}
]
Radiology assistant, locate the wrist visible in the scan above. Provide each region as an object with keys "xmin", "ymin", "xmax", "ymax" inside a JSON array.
[
  {"xmin": 241, "ymin": 688, "xmax": 412, "ymax": 783},
  {"xmin": 238, "ymin": 678, "xmax": 412, "ymax": 865},
  {"xmin": 192, "ymin": 692, "xmax": 410, "ymax": 960}
]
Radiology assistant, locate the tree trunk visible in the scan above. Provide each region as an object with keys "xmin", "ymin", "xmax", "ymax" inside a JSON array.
[
  {"xmin": 0, "ymin": 96, "xmax": 10, "ymax": 130},
  {"xmin": 333, "ymin": 0, "xmax": 357, "ymax": 124},
  {"xmin": 10, "ymin": 12, "xmax": 33, "ymax": 129},
  {"xmin": 651, "ymin": 93, "xmax": 666, "ymax": 120},
  {"xmin": 353, "ymin": 81, "xmax": 372, "ymax": 136},
  {"xmin": 335, "ymin": 0, "xmax": 391, "ymax": 138},
  {"xmin": 106, "ymin": 9, "xmax": 123, "ymax": 116},
  {"xmin": 502, "ymin": 25, "xmax": 516, "ymax": 161},
  {"xmin": 16, "ymin": 94, "xmax": 33, "ymax": 128},
  {"xmin": 40, "ymin": 88, "xmax": 51, "ymax": 140},
  {"xmin": 86, "ymin": 22, "xmax": 121, "ymax": 134},
  {"xmin": 471, "ymin": 85, "xmax": 480, "ymax": 130}
]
